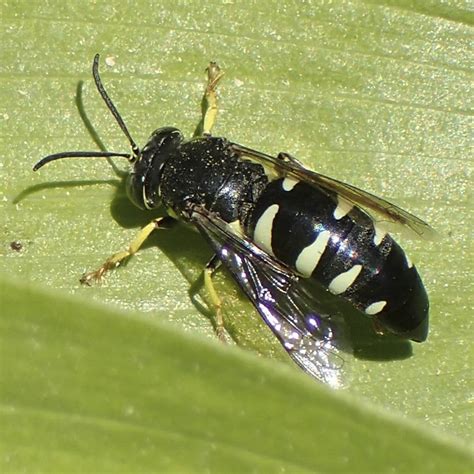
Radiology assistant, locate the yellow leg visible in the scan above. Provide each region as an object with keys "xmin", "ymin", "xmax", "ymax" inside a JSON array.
[
  {"xmin": 202, "ymin": 62, "xmax": 225, "ymax": 136},
  {"xmin": 203, "ymin": 255, "xmax": 225, "ymax": 340},
  {"xmin": 80, "ymin": 216, "xmax": 175, "ymax": 285}
]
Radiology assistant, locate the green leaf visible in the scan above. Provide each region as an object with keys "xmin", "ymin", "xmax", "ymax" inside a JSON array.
[
  {"xmin": 1, "ymin": 277, "xmax": 472, "ymax": 472},
  {"xmin": 1, "ymin": 0, "xmax": 472, "ymax": 470}
]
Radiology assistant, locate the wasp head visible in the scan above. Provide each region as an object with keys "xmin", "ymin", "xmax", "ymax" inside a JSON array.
[{"xmin": 126, "ymin": 127, "xmax": 183, "ymax": 210}]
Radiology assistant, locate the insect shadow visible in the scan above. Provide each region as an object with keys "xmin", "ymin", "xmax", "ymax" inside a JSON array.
[
  {"xmin": 329, "ymin": 297, "xmax": 413, "ymax": 361},
  {"xmin": 24, "ymin": 79, "xmax": 413, "ymax": 364},
  {"xmin": 107, "ymin": 175, "xmax": 414, "ymax": 362},
  {"xmin": 108, "ymin": 173, "xmax": 241, "ymax": 338},
  {"xmin": 14, "ymin": 81, "xmax": 123, "ymax": 204}
]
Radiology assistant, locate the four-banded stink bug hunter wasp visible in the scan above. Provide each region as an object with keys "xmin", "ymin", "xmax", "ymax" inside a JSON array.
[{"xmin": 34, "ymin": 55, "xmax": 433, "ymax": 387}]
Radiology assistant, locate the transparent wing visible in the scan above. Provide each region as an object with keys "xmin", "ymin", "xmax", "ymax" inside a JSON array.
[
  {"xmin": 190, "ymin": 205, "xmax": 345, "ymax": 388},
  {"xmin": 232, "ymin": 144, "xmax": 435, "ymax": 239}
]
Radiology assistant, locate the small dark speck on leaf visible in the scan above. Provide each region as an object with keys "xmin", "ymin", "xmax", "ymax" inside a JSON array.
[{"xmin": 10, "ymin": 241, "xmax": 23, "ymax": 252}]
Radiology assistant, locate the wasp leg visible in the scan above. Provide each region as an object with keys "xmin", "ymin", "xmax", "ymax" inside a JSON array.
[
  {"xmin": 203, "ymin": 254, "xmax": 226, "ymax": 341},
  {"xmin": 80, "ymin": 216, "xmax": 176, "ymax": 285},
  {"xmin": 201, "ymin": 62, "xmax": 225, "ymax": 137}
]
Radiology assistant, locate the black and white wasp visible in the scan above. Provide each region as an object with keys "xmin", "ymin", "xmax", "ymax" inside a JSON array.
[{"xmin": 34, "ymin": 56, "xmax": 432, "ymax": 387}]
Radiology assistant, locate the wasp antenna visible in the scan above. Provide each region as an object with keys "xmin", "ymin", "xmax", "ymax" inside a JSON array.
[
  {"xmin": 92, "ymin": 54, "xmax": 140, "ymax": 158},
  {"xmin": 33, "ymin": 151, "xmax": 131, "ymax": 171}
]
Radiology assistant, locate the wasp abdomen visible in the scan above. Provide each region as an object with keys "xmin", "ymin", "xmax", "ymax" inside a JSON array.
[{"xmin": 246, "ymin": 178, "xmax": 429, "ymax": 342}]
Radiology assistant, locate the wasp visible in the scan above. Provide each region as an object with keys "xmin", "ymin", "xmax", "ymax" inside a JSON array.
[{"xmin": 34, "ymin": 55, "xmax": 433, "ymax": 387}]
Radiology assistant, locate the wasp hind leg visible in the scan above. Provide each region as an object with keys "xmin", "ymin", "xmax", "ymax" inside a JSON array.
[
  {"xmin": 202, "ymin": 254, "xmax": 227, "ymax": 341},
  {"xmin": 196, "ymin": 62, "xmax": 225, "ymax": 137},
  {"xmin": 80, "ymin": 216, "xmax": 176, "ymax": 285}
]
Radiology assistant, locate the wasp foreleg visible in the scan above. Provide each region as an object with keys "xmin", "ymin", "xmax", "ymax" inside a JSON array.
[{"xmin": 80, "ymin": 216, "xmax": 176, "ymax": 285}]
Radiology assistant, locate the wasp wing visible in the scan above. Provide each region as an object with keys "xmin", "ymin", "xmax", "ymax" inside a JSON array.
[
  {"xmin": 232, "ymin": 144, "xmax": 435, "ymax": 239},
  {"xmin": 190, "ymin": 205, "xmax": 345, "ymax": 388}
]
